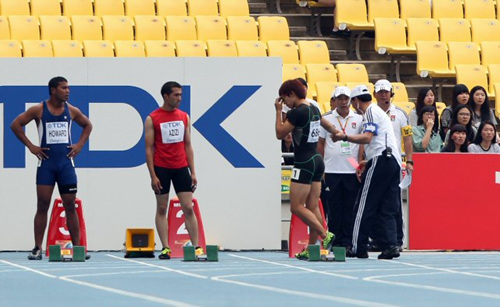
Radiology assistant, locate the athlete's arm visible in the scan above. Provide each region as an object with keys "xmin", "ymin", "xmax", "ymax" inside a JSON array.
[
  {"xmin": 184, "ymin": 115, "xmax": 197, "ymax": 191},
  {"xmin": 145, "ymin": 116, "xmax": 162, "ymax": 194},
  {"xmin": 275, "ymin": 98, "xmax": 294, "ymax": 139},
  {"xmin": 320, "ymin": 117, "xmax": 339, "ymax": 136},
  {"xmin": 318, "ymin": 137, "xmax": 325, "ymax": 157},
  {"xmin": 10, "ymin": 104, "xmax": 49, "ymax": 159},
  {"xmin": 68, "ymin": 104, "xmax": 92, "ymax": 158}
]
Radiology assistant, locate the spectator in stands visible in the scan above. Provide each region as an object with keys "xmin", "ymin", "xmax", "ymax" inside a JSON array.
[
  {"xmin": 467, "ymin": 86, "xmax": 498, "ymax": 129},
  {"xmin": 441, "ymin": 124, "xmax": 469, "ymax": 152},
  {"xmin": 444, "ymin": 104, "xmax": 476, "ymax": 145},
  {"xmin": 409, "ymin": 88, "xmax": 437, "ymax": 127},
  {"xmin": 468, "ymin": 122, "xmax": 500, "ymax": 153},
  {"xmin": 441, "ymin": 84, "xmax": 469, "ymax": 138},
  {"xmin": 318, "ymin": 86, "xmax": 363, "ymax": 249},
  {"xmin": 371, "ymin": 79, "xmax": 413, "ymax": 252},
  {"xmin": 412, "ymin": 105, "xmax": 443, "ymax": 153},
  {"xmin": 275, "ymin": 79, "xmax": 338, "ymax": 260},
  {"xmin": 281, "ymin": 132, "xmax": 294, "ymax": 165}
]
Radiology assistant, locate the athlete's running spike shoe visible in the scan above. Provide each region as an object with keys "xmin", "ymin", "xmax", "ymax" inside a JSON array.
[
  {"xmin": 28, "ymin": 246, "xmax": 42, "ymax": 260},
  {"xmin": 295, "ymin": 248, "xmax": 309, "ymax": 260},
  {"xmin": 158, "ymin": 247, "xmax": 172, "ymax": 260},
  {"xmin": 323, "ymin": 231, "xmax": 335, "ymax": 251},
  {"xmin": 195, "ymin": 246, "xmax": 205, "ymax": 256}
]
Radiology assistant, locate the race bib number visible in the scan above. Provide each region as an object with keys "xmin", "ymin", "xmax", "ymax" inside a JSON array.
[
  {"xmin": 46, "ymin": 122, "xmax": 69, "ymax": 144},
  {"xmin": 291, "ymin": 168, "xmax": 301, "ymax": 180},
  {"xmin": 160, "ymin": 120, "xmax": 185, "ymax": 144},
  {"xmin": 307, "ymin": 120, "xmax": 320, "ymax": 143}
]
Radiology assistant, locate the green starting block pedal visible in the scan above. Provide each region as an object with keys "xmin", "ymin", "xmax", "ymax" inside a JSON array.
[
  {"xmin": 183, "ymin": 245, "xmax": 219, "ymax": 262},
  {"xmin": 73, "ymin": 246, "xmax": 86, "ymax": 262},
  {"xmin": 48, "ymin": 245, "xmax": 86, "ymax": 262},
  {"xmin": 49, "ymin": 245, "xmax": 62, "ymax": 262},
  {"xmin": 308, "ymin": 245, "xmax": 346, "ymax": 262}
]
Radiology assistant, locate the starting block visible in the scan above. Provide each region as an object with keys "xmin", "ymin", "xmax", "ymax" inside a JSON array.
[
  {"xmin": 307, "ymin": 245, "xmax": 346, "ymax": 262},
  {"xmin": 49, "ymin": 245, "xmax": 86, "ymax": 262},
  {"xmin": 183, "ymin": 245, "xmax": 218, "ymax": 262}
]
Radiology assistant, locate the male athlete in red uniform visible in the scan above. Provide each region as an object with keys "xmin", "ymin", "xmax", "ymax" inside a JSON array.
[{"xmin": 145, "ymin": 81, "xmax": 201, "ymax": 259}]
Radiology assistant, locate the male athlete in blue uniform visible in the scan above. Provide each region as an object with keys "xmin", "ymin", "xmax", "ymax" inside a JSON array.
[{"xmin": 11, "ymin": 76, "xmax": 92, "ymax": 260}]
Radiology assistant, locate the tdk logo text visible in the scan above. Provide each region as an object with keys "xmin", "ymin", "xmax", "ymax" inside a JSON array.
[{"xmin": 1, "ymin": 85, "xmax": 262, "ymax": 169}]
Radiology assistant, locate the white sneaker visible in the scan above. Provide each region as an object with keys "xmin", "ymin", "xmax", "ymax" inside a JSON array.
[{"xmin": 299, "ymin": 1, "xmax": 308, "ymax": 7}]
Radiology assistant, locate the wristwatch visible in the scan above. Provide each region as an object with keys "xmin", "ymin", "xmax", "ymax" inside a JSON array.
[{"xmin": 343, "ymin": 135, "xmax": 348, "ymax": 142}]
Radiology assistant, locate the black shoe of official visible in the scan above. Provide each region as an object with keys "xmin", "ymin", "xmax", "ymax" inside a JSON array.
[
  {"xmin": 378, "ymin": 246, "xmax": 400, "ymax": 260},
  {"xmin": 346, "ymin": 248, "xmax": 369, "ymax": 259},
  {"xmin": 368, "ymin": 243, "xmax": 382, "ymax": 252}
]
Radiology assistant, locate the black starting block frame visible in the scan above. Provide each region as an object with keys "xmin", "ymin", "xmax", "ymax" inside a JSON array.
[{"xmin": 183, "ymin": 245, "xmax": 218, "ymax": 261}]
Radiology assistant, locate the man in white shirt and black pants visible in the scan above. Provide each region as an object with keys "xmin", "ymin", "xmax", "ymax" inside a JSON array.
[
  {"xmin": 318, "ymin": 86, "xmax": 364, "ymax": 248},
  {"xmin": 333, "ymin": 85, "xmax": 402, "ymax": 259}
]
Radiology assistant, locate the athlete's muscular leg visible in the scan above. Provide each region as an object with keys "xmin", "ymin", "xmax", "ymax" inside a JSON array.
[
  {"xmin": 35, "ymin": 185, "xmax": 55, "ymax": 249},
  {"xmin": 177, "ymin": 192, "xmax": 199, "ymax": 247},
  {"xmin": 155, "ymin": 193, "xmax": 170, "ymax": 248},
  {"xmin": 305, "ymin": 181, "xmax": 325, "ymax": 244},
  {"xmin": 290, "ymin": 182, "xmax": 326, "ymax": 243},
  {"xmin": 61, "ymin": 193, "xmax": 80, "ymax": 246}
]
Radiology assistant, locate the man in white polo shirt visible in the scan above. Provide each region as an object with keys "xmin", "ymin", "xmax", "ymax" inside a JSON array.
[
  {"xmin": 332, "ymin": 85, "xmax": 402, "ymax": 260},
  {"xmin": 318, "ymin": 86, "xmax": 363, "ymax": 249}
]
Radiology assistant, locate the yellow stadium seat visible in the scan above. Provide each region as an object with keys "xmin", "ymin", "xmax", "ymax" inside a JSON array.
[
  {"xmin": 114, "ymin": 40, "xmax": 146, "ymax": 57},
  {"xmin": 438, "ymin": 18, "xmax": 471, "ymax": 44},
  {"xmin": 346, "ymin": 82, "xmax": 374, "ymax": 94},
  {"xmin": 391, "ymin": 82, "xmax": 409, "ymax": 103},
  {"xmin": 156, "ymin": 0, "xmax": 187, "ymax": 16},
  {"xmin": 488, "ymin": 64, "xmax": 500, "ymax": 97},
  {"xmin": 336, "ymin": 0, "xmax": 372, "ymax": 31},
  {"xmin": 30, "ymin": 0, "xmax": 62, "ymax": 16},
  {"xmin": 336, "ymin": 63, "xmax": 369, "ymax": 83},
  {"xmin": 52, "ymin": 40, "xmax": 83, "ymax": 57},
  {"xmin": 144, "ymin": 40, "xmax": 176, "ymax": 57},
  {"xmin": 235, "ymin": 40, "xmax": 267, "ymax": 57},
  {"xmin": 22, "ymin": 40, "xmax": 53, "ymax": 57},
  {"xmin": 464, "ymin": 0, "xmax": 495, "ymax": 20},
  {"xmin": 406, "ymin": 18, "xmax": 439, "ymax": 50},
  {"xmin": 71, "ymin": 16, "xmax": 102, "ymax": 41},
  {"xmin": 175, "ymin": 40, "xmax": 206, "ymax": 57},
  {"xmin": 40, "ymin": 16, "xmax": 71, "ymax": 40},
  {"xmin": 257, "ymin": 16, "xmax": 290, "ymax": 41},
  {"xmin": 62, "ymin": 0, "xmax": 93, "ymax": 16},
  {"xmin": 415, "ymin": 41, "xmax": 454, "ymax": 78},
  {"xmin": 124, "ymin": 0, "xmax": 155, "ymax": 17},
  {"xmin": 367, "ymin": 0, "xmax": 400, "ymax": 24},
  {"xmin": 448, "ymin": 42, "xmax": 480, "ymax": 71},
  {"xmin": 218, "ymin": 0, "xmax": 249, "ymax": 17},
  {"xmin": 297, "ymin": 40, "xmax": 330, "ymax": 65},
  {"xmin": 481, "ymin": 42, "xmax": 500, "ymax": 67},
  {"xmin": 134, "ymin": 16, "xmax": 166, "ymax": 41},
  {"xmin": 374, "ymin": 18, "xmax": 413, "ymax": 55},
  {"xmin": 165, "ymin": 16, "xmax": 197, "ymax": 41},
  {"xmin": 394, "ymin": 101, "xmax": 415, "ymax": 116},
  {"xmin": 195, "ymin": 16, "xmax": 227, "ymax": 41},
  {"xmin": 495, "ymin": 84, "xmax": 500, "ymax": 117},
  {"xmin": 0, "ymin": 16, "xmax": 9, "ymax": 39},
  {"xmin": 456, "ymin": 65, "xmax": 491, "ymax": 96},
  {"xmin": 282, "ymin": 63, "xmax": 305, "ymax": 82},
  {"xmin": 435, "ymin": 102, "xmax": 446, "ymax": 117},
  {"xmin": 187, "ymin": 0, "xmax": 218, "ymax": 16},
  {"xmin": 8, "ymin": 16, "xmax": 40, "ymax": 41},
  {"xmin": 432, "ymin": 0, "xmax": 464, "ymax": 19},
  {"xmin": 101, "ymin": 16, "xmax": 134, "ymax": 41},
  {"xmin": 226, "ymin": 16, "xmax": 258, "ymax": 41},
  {"xmin": 94, "ymin": 0, "xmax": 125, "ymax": 16},
  {"xmin": 83, "ymin": 40, "xmax": 114, "ymax": 57},
  {"xmin": 0, "ymin": 40, "xmax": 21, "ymax": 57},
  {"xmin": 315, "ymin": 82, "xmax": 344, "ymax": 106},
  {"xmin": 267, "ymin": 40, "xmax": 299, "ymax": 64},
  {"xmin": 399, "ymin": 0, "xmax": 431, "ymax": 19},
  {"xmin": 305, "ymin": 63, "xmax": 337, "ymax": 97},
  {"xmin": 471, "ymin": 19, "xmax": 500, "ymax": 44},
  {"xmin": 0, "ymin": 0, "xmax": 30, "ymax": 15},
  {"xmin": 206, "ymin": 40, "xmax": 237, "ymax": 57}
]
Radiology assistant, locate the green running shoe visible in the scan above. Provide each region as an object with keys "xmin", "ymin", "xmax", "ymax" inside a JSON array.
[
  {"xmin": 295, "ymin": 248, "xmax": 309, "ymax": 260},
  {"xmin": 323, "ymin": 231, "xmax": 335, "ymax": 251},
  {"xmin": 158, "ymin": 247, "xmax": 172, "ymax": 260}
]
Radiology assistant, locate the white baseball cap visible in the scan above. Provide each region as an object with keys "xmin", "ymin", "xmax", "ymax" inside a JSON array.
[
  {"xmin": 374, "ymin": 79, "xmax": 392, "ymax": 92},
  {"xmin": 331, "ymin": 86, "xmax": 351, "ymax": 98},
  {"xmin": 350, "ymin": 85, "xmax": 370, "ymax": 98}
]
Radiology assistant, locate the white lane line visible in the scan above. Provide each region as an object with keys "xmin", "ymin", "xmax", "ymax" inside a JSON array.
[
  {"xmin": 391, "ymin": 260, "xmax": 500, "ymax": 281},
  {"xmin": 211, "ymin": 273, "xmax": 395, "ymax": 307},
  {"xmin": 106, "ymin": 254, "xmax": 208, "ymax": 279},
  {"xmin": 228, "ymin": 253, "xmax": 358, "ymax": 279},
  {"xmin": 0, "ymin": 260, "xmax": 197, "ymax": 307}
]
